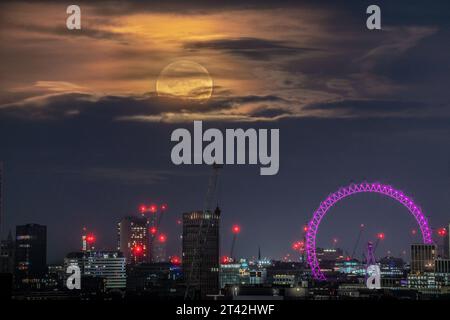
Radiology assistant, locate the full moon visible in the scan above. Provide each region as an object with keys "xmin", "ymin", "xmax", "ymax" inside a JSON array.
[{"xmin": 156, "ymin": 60, "xmax": 213, "ymax": 101}]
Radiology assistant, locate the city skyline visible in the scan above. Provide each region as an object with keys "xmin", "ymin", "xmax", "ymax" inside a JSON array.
[
  {"xmin": 1, "ymin": 0, "xmax": 450, "ymax": 265},
  {"xmin": 2, "ymin": 197, "xmax": 448, "ymax": 266}
]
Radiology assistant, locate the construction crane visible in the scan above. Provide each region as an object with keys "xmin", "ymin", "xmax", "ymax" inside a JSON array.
[
  {"xmin": 148, "ymin": 203, "xmax": 168, "ymax": 262},
  {"xmin": 365, "ymin": 241, "xmax": 376, "ymax": 267},
  {"xmin": 351, "ymin": 223, "xmax": 365, "ymax": 259},
  {"xmin": 373, "ymin": 232, "xmax": 385, "ymax": 252},
  {"xmin": 230, "ymin": 225, "xmax": 241, "ymax": 260},
  {"xmin": 184, "ymin": 163, "xmax": 222, "ymax": 300},
  {"xmin": 363, "ymin": 232, "xmax": 385, "ymax": 264}
]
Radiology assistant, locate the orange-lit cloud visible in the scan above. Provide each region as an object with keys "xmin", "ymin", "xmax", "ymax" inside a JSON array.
[{"xmin": 0, "ymin": 1, "xmax": 443, "ymax": 122}]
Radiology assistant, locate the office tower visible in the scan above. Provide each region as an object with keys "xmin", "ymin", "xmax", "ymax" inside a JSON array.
[
  {"xmin": 152, "ymin": 239, "xmax": 167, "ymax": 263},
  {"xmin": 182, "ymin": 207, "xmax": 220, "ymax": 298},
  {"xmin": 0, "ymin": 231, "xmax": 14, "ymax": 273},
  {"xmin": 81, "ymin": 228, "xmax": 95, "ymax": 252},
  {"xmin": 65, "ymin": 251, "xmax": 126, "ymax": 290},
  {"xmin": 434, "ymin": 258, "xmax": 450, "ymax": 273},
  {"xmin": 411, "ymin": 244, "xmax": 436, "ymax": 273},
  {"xmin": 118, "ymin": 216, "xmax": 148, "ymax": 264},
  {"xmin": 15, "ymin": 224, "xmax": 47, "ymax": 281}
]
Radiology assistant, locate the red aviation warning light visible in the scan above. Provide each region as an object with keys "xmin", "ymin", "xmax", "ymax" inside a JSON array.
[
  {"xmin": 149, "ymin": 226, "xmax": 157, "ymax": 235},
  {"xmin": 149, "ymin": 204, "xmax": 158, "ymax": 213},
  {"xmin": 437, "ymin": 227, "xmax": 447, "ymax": 237},
  {"xmin": 86, "ymin": 234, "xmax": 96, "ymax": 243},
  {"xmin": 170, "ymin": 256, "xmax": 181, "ymax": 265},
  {"xmin": 377, "ymin": 232, "xmax": 385, "ymax": 240},
  {"xmin": 291, "ymin": 241, "xmax": 304, "ymax": 252},
  {"xmin": 221, "ymin": 256, "xmax": 231, "ymax": 264},
  {"xmin": 232, "ymin": 225, "xmax": 241, "ymax": 234},
  {"xmin": 158, "ymin": 234, "xmax": 167, "ymax": 243},
  {"xmin": 161, "ymin": 204, "xmax": 168, "ymax": 211},
  {"xmin": 303, "ymin": 225, "xmax": 308, "ymax": 232},
  {"xmin": 133, "ymin": 245, "xmax": 143, "ymax": 255}
]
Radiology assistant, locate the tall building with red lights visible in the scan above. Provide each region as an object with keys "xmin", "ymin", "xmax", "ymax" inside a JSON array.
[
  {"xmin": 82, "ymin": 230, "xmax": 96, "ymax": 252},
  {"xmin": 118, "ymin": 216, "xmax": 149, "ymax": 264},
  {"xmin": 15, "ymin": 224, "xmax": 47, "ymax": 282},
  {"xmin": 182, "ymin": 208, "xmax": 220, "ymax": 298}
]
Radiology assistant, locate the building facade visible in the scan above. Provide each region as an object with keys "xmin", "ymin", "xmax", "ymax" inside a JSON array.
[
  {"xmin": 411, "ymin": 244, "xmax": 436, "ymax": 273},
  {"xmin": 182, "ymin": 208, "xmax": 220, "ymax": 298},
  {"xmin": 15, "ymin": 224, "xmax": 47, "ymax": 281},
  {"xmin": 434, "ymin": 258, "xmax": 450, "ymax": 274},
  {"xmin": 126, "ymin": 262, "xmax": 182, "ymax": 292},
  {"xmin": 0, "ymin": 231, "xmax": 14, "ymax": 273},
  {"xmin": 444, "ymin": 223, "xmax": 450, "ymax": 259},
  {"xmin": 152, "ymin": 240, "xmax": 167, "ymax": 263},
  {"xmin": 65, "ymin": 251, "xmax": 126, "ymax": 290},
  {"xmin": 118, "ymin": 216, "xmax": 149, "ymax": 264}
]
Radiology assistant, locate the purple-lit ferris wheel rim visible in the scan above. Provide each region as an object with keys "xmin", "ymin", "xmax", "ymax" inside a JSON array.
[{"xmin": 305, "ymin": 182, "xmax": 433, "ymax": 281}]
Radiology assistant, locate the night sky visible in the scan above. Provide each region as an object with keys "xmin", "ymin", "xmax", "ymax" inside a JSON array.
[{"xmin": 1, "ymin": 0, "xmax": 450, "ymax": 263}]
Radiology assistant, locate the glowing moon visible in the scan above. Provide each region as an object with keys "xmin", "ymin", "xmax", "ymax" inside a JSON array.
[{"xmin": 156, "ymin": 60, "xmax": 213, "ymax": 101}]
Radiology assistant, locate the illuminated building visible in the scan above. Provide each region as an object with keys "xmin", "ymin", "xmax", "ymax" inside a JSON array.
[
  {"xmin": 249, "ymin": 270, "xmax": 266, "ymax": 285},
  {"xmin": 334, "ymin": 259, "xmax": 365, "ymax": 276},
  {"xmin": 219, "ymin": 263, "xmax": 241, "ymax": 288},
  {"xmin": 81, "ymin": 231, "xmax": 95, "ymax": 252},
  {"xmin": 118, "ymin": 216, "xmax": 149, "ymax": 264},
  {"xmin": 411, "ymin": 244, "xmax": 436, "ymax": 273},
  {"xmin": 407, "ymin": 272, "xmax": 450, "ymax": 290},
  {"xmin": 379, "ymin": 256, "xmax": 405, "ymax": 278},
  {"xmin": 15, "ymin": 224, "xmax": 47, "ymax": 281},
  {"xmin": 182, "ymin": 208, "xmax": 220, "ymax": 298},
  {"xmin": 46, "ymin": 264, "xmax": 65, "ymax": 288},
  {"xmin": 64, "ymin": 251, "xmax": 126, "ymax": 290},
  {"xmin": 219, "ymin": 260, "xmax": 263, "ymax": 288},
  {"xmin": 316, "ymin": 248, "xmax": 344, "ymax": 262},
  {"xmin": 272, "ymin": 274, "xmax": 296, "ymax": 286},
  {"xmin": 266, "ymin": 261, "xmax": 305, "ymax": 287},
  {"xmin": 434, "ymin": 258, "xmax": 450, "ymax": 273}
]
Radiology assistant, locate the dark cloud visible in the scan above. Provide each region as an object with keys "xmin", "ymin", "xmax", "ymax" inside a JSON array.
[
  {"xmin": 249, "ymin": 107, "xmax": 292, "ymax": 118},
  {"xmin": 0, "ymin": 91, "xmax": 292, "ymax": 122},
  {"xmin": 185, "ymin": 37, "xmax": 320, "ymax": 60},
  {"xmin": 304, "ymin": 99, "xmax": 448, "ymax": 118},
  {"xmin": 8, "ymin": 23, "xmax": 130, "ymax": 43},
  {"xmin": 51, "ymin": 166, "xmax": 176, "ymax": 185}
]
